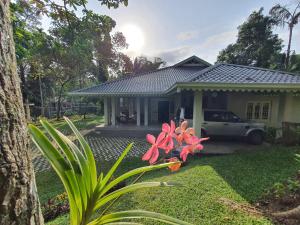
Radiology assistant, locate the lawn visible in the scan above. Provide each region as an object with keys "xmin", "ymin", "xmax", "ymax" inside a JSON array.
[
  {"xmin": 36, "ymin": 144, "xmax": 300, "ymax": 225},
  {"xmin": 33, "ymin": 114, "xmax": 103, "ymax": 135}
]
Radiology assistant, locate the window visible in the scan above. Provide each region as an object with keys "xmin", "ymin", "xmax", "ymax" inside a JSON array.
[
  {"xmin": 246, "ymin": 101, "xmax": 270, "ymax": 120},
  {"xmin": 246, "ymin": 103, "xmax": 253, "ymax": 119}
]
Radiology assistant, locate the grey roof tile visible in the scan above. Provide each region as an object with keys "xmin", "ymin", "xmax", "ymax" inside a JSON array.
[
  {"xmin": 73, "ymin": 66, "xmax": 203, "ymax": 95},
  {"xmin": 70, "ymin": 59, "xmax": 300, "ymax": 96},
  {"xmin": 191, "ymin": 63, "xmax": 300, "ymax": 84}
]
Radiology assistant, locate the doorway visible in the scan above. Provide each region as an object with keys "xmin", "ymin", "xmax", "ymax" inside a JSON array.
[{"xmin": 158, "ymin": 101, "xmax": 169, "ymax": 123}]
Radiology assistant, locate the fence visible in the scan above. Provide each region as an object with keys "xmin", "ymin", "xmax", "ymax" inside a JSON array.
[
  {"xmin": 282, "ymin": 122, "xmax": 300, "ymax": 145},
  {"xmin": 30, "ymin": 103, "xmax": 103, "ymax": 119}
]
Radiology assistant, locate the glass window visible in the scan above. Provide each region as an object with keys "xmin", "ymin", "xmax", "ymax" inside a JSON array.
[
  {"xmin": 204, "ymin": 111, "xmax": 222, "ymax": 122},
  {"xmin": 246, "ymin": 103, "xmax": 253, "ymax": 120},
  {"xmin": 254, "ymin": 103, "xmax": 261, "ymax": 119},
  {"xmin": 246, "ymin": 101, "xmax": 270, "ymax": 120},
  {"xmin": 262, "ymin": 103, "xmax": 270, "ymax": 120}
]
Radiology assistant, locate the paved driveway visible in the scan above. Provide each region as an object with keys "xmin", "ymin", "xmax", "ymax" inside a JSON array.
[
  {"xmin": 32, "ymin": 131, "xmax": 263, "ymax": 172},
  {"xmin": 32, "ymin": 135, "xmax": 149, "ymax": 172}
]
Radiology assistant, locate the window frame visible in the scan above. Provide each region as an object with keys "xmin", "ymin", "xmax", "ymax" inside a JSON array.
[{"xmin": 245, "ymin": 101, "xmax": 271, "ymax": 121}]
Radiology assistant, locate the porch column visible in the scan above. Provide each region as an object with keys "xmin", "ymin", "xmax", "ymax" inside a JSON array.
[
  {"xmin": 144, "ymin": 97, "xmax": 149, "ymax": 126},
  {"xmin": 193, "ymin": 91, "xmax": 203, "ymax": 137},
  {"xmin": 104, "ymin": 97, "xmax": 109, "ymax": 126},
  {"xmin": 111, "ymin": 96, "xmax": 116, "ymax": 126},
  {"xmin": 136, "ymin": 97, "xmax": 141, "ymax": 126}
]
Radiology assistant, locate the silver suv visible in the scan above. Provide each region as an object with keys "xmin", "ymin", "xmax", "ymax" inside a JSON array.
[{"xmin": 201, "ymin": 110, "xmax": 265, "ymax": 145}]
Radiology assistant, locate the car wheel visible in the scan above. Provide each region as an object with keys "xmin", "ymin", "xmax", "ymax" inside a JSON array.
[{"xmin": 248, "ymin": 131, "xmax": 263, "ymax": 145}]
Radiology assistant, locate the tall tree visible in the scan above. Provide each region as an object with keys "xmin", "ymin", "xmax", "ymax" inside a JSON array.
[
  {"xmin": 0, "ymin": 0, "xmax": 43, "ymax": 224},
  {"xmin": 217, "ymin": 8, "xmax": 283, "ymax": 68},
  {"xmin": 269, "ymin": 1, "xmax": 300, "ymax": 69},
  {"xmin": 132, "ymin": 56, "xmax": 166, "ymax": 73},
  {"xmin": 1, "ymin": 1, "xmax": 129, "ymax": 224},
  {"xmin": 10, "ymin": 0, "xmax": 41, "ymax": 119}
]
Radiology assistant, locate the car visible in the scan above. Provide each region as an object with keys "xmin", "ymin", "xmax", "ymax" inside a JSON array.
[{"xmin": 201, "ymin": 109, "xmax": 265, "ymax": 145}]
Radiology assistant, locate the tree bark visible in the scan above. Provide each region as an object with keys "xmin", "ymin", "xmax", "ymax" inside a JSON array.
[
  {"xmin": 19, "ymin": 62, "xmax": 31, "ymax": 121},
  {"xmin": 0, "ymin": 1, "xmax": 44, "ymax": 224},
  {"xmin": 38, "ymin": 75, "xmax": 44, "ymax": 117},
  {"xmin": 285, "ymin": 24, "xmax": 293, "ymax": 69},
  {"xmin": 273, "ymin": 205, "xmax": 300, "ymax": 220},
  {"xmin": 56, "ymin": 84, "xmax": 64, "ymax": 120}
]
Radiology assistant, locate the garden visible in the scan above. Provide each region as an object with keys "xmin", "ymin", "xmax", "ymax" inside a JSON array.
[{"xmin": 33, "ymin": 117, "xmax": 300, "ymax": 225}]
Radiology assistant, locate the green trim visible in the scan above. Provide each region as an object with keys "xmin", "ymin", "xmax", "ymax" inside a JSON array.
[{"xmin": 174, "ymin": 82, "xmax": 300, "ymax": 93}]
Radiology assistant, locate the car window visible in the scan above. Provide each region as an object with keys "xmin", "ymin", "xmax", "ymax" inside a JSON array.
[
  {"xmin": 204, "ymin": 111, "xmax": 241, "ymax": 122},
  {"xmin": 204, "ymin": 111, "xmax": 224, "ymax": 122},
  {"xmin": 225, "ymin": 112, "xmax": 241, "ymax": 122}
]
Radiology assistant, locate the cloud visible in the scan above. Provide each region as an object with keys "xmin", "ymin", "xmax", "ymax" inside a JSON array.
[
  {"xmin": 177, "ymin": 31, "xmax": 199, "ymax": 41},
  {"xmin": 153, "ymin": 46, "xmax": 192, "ymax": 65},
  {"xmin": 195, "ymin": 30, "xmax": 237, "ymax": 63}
]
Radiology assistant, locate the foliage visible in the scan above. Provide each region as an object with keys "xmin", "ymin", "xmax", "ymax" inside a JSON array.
[
  {"xmin": 287, "ymin": 54, "xmax": 300, "ymax": 73},
  {"xmin": 269, "ymin": 1, "xmax": 300, "ymax": 68},
  {"xmin": 132, "ymin": 56, "xmax": 166, "ymax": 74},
  {"xmin": 265, "ymin": 127, "xmax": 277, "ymax": 144},
  {"xmin": 217, "ymin": 8, "xmax": 283, "ymax": 68},
  {"xmin": 29, "ymin": 117, "xmax": 192, "ymax": 225},
  {"xmin": 42, "ymin": 192, "xmax": 69, "ymax": 222}
]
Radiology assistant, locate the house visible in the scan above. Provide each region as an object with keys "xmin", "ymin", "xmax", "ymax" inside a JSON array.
[{"xmin": 70, "ymin": 56, "xmax": 300, "ymax": 136}]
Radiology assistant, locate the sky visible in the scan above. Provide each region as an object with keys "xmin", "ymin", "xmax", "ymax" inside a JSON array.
[{"xmin": 42, "ymin": 0, "xmax": 300, "ymax": 65}]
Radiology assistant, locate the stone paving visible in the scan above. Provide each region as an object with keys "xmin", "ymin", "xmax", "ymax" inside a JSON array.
[{"xmin": 32, "ymin": 134, "xmax": 149, "ymax": 172}]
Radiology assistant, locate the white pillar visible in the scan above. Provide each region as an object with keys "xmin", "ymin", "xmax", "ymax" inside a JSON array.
[
  {"xmin": 104, "ymin": 97, "xmax": 109, "ymax": 126},
  {"xmin": 111, "ymin": 97, "xmax": 116, "ymax": 126},
  {"xmin": 136, "ymin": 97, "xmax": 141, "ymax": 126},
  {"xmin": 193, "ymin": 91, "xmax": 203, "ymax": 137},
  {"xmin": 144, "ymin": 97, "xmax": 149, "ymax": 126}
]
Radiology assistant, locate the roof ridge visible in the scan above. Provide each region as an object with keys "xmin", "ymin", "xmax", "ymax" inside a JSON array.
[
  {"xmin": 186, "ymin": 64, "xmax": 222, "ymax": 82},
  {"xmin": 220, "ymin": 63, "xmax": 300, "ymax": 76}
]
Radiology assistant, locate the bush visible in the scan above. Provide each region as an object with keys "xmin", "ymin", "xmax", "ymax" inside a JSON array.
[
  {"xmin": 42, "ymin": 193, "xmax": 69, "ymax": 222},
  {"xmin": 265, "ymin": 127, "xmax": 277, "ymax": 144}
]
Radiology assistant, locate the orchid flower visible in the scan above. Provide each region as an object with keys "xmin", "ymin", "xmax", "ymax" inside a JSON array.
[
  {"xmin": 142, "ymin": 132, "xmax": 166, "ymax": 164},
  {"xmin": 180, "ymin": 136, "xmax": 209, "ymax": 162},
  {"xmin": 166, "ymin": 157, "xmax": 181, "ymax": 172},
  {"xmin": 161, "ymin": 120, "xmax": 176, "ymax": 153},
  {"xmin": 175, "ymin": 120, "xmax": 195, "ymax": 145}
]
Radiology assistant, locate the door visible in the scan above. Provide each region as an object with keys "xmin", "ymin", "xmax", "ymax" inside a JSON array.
[{"xmin": 158, "ymin": 101, "xmax": 169, "ymax": 123}]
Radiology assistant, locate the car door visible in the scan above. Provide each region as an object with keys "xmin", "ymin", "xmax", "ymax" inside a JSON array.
[
  {"xmin": 202, "ymin": 111, "xmax": 226, "ymax": 136},
  {"xmin": 222, "ymin": 112, "xmax": 246, "ymax": 136}
]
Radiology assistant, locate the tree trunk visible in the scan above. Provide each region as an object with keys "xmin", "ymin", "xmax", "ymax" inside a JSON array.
[
  {"xmin": 38, "ymin": 75, "xmax": 44, "ymax": 117},
  {"xmin": 19, "ymin": 62, "xmax": 31, "ymax": 121},
  {"xmin": 0, "ymin": 1, "xmax": 44, "ymax": 225},
  {"xmin": 56, "ymin": 85, "xmax": 64, "ymax": 120},
  {"xmin": 285, "ymin": 25, "xmax": 293, "ymax": 69},
  {"xmin": 273, "ymin": 205, "xmax": 300, "ymax": 220}
]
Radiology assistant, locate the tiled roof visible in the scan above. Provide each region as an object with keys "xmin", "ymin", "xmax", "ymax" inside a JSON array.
[
  {"xmin": 191, "ymin": 63, "xmax": 300, "ymax": 84},
  {"xmin": 72, "ymin": 66, "xmax": 203, "ymax": 95},
  {"xmin": 70, "ymin": 57, "xmax": 300, "ymax": 96}
]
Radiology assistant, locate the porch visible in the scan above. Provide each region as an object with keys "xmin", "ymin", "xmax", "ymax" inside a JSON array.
[{"xmin": 102, "ymin": 89, "xmax": 300, "ymax": 137}]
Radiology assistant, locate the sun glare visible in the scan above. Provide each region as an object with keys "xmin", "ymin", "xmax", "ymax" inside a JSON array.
[{"xmin": 121, "ymin": 24, "xmax": 145, "ymax": 53}]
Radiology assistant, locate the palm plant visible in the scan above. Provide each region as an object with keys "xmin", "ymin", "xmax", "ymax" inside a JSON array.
[
  {"xmin": 269, "ymin": 2, "xmax": 300, "ymax": 68},
  {"xmin": 28, "ymin": 117, "xmax": 192, "ymax": 225}
]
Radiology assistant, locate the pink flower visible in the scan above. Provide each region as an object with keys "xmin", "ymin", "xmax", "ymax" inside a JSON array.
[
  {"xmin": 142, "ymin": 132, "xmax": 166, "ymax": 164},
  {"xmin": 180, "ymin": 136, "xmax": 209, "ymax": 162},
  {"xmin": 175, "ymin": 120, "xmax": 195, "ymax": 145},
  {"xmin": 161, "ymin": 120, "xmax": 176, "ymax": 153}
]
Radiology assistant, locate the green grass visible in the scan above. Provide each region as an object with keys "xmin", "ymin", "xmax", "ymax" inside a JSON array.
[
  {"xmin": 36, "ymin": 145, "xmax": 300, "ymax": 225},
  {"xmin": 34, "ymin": 114, "xmax": 103, "ymax": 135}
]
